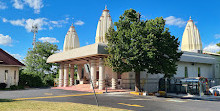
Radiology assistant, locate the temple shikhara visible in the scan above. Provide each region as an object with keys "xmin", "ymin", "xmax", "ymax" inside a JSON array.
[
  {"xmin": 181, "ymin": 16, "xmax": 203, "ymax": 52},
  {"xmin": 47, "ymin": 7, "xmax": 220, "ymax": 92}
]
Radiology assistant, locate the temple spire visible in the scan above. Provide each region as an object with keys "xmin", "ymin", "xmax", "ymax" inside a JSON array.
[
  {"xmin": 63, "ymin": 24, "xmax": 80, "ymax": 51},
  {"xmin": 181, "ymin": 17, "xmax": 202, "ymax": 52},
  {"xmin": 95, "ymin": 6, "xmax": 113, "ymax": 43}
]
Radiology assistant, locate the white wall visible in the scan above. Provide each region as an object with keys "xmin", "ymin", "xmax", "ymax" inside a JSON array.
[
  {"xmin": 0, "ymin": 66, "xmax": 19, "ymax": 88},
  {"xmin": 120, "ymin": 61, "xmax": 215, "ymax": 93},
  {"xmin": 176, "ymin": 61, "xmax": 213, "ymax": 79}
]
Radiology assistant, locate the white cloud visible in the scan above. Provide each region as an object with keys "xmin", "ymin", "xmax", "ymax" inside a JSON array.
[
  {"xmin": 74, "ymin": 20, "xmax": 84, "ymax": 26},
  {"xmin": 55, "ymin": 50, "xmax": 62, "ymax": 53},
  {"xmin": 0, "ymin": 1, "xmax": 7, "ymax": 9},
  {"xmin": 9, "ymin": 18, "xmax": 26, "ymax": 26},
  {"xmin": 214, "ymin": 34, "xmax": 220, "ymax": 39},
  {"xmin": 2, "ymin": 17, "xmax": 69, "ymax": 32},
  {"xmin": 25, "ymin": 18, "xmax": 48, "ymax": 31},
  {"xmin": 164, "ymin": 16, "xmax": 186, "ymax": 27},
  {"xmin": 12, "ymin": 0, "xmax": 24, "ymax": 9},
  {"xmin": 24, "ymin": 0, "xmax": 43, "ymax": 14},
  {"xmin": 11, "ymin": 0, "xmax": 43, "ymax": 14},
  {"xmin": 0, "ymin": 34, "xmax": 12, "ymax": 46},
  {"xmin": 38, "ymin": 37, "xmax": 59, "ymax": 43},
  {"xmin": 85, "ymin": 42, "xmax": 89, "ymax": 45},
  {"xmin": 2, "ymin": 18, "xmax": 7, "ymax": 22},
  {"xmin": 11, "ymin": 54, "xmax": 22, "ymax": 61},
  {"xmin": 203, "ymin": 44, "xmax": 220, "ymax": 53}
]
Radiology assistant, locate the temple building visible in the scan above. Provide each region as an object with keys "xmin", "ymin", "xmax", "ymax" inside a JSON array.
[{"xmin": 47, "ymin": 7, "xmax": 220, "ymax": 92}]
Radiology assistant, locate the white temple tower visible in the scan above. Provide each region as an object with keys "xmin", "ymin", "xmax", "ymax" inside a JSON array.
[
  {"xmin": 181, "ymin": 17, "xmax": 202, "ymax": 52},
  {"xmin": 95, "ymin": 6, "xmax": 114, "ymax": 43},
  {"xmin": 63, "ymin": 24, "xmax": 80, "ymax": 51}
]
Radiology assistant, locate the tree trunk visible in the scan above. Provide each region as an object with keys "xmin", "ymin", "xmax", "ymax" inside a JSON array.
[{"xmin": 135, "ymin": 71, "xmax": 141, "ymax": 92}]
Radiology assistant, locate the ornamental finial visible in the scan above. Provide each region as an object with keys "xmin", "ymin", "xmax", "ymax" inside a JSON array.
[
  {"xmin": 105, "ymin": 5, "xmax": 107, "ymax": 10},
  {"xmin": 189, "ymin": 16, "xmax": 192, "ymax": 20}
]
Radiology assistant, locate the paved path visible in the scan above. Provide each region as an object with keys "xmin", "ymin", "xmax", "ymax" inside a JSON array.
[{"xmin": 1, "ymin": 88, "xmax": 220, "ymax": 111}]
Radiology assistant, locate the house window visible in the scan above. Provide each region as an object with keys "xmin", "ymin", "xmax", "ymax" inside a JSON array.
[
  {"xmin": 198, "ymin": 67, "xmax": 201, "ymax": 77},
  {"xmin": 5, "ymin": 70, "xmax": 8, "ymax": 81},
  {"xmin": 185, "ymin": 67, "xmax": 188, "ymax": 78},
  {"xmin": 14, "ymin": 71, "xmax": 16, "ymax": 80}
]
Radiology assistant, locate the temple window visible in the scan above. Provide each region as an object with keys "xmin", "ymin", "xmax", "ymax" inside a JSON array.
[
  {"xmin": 198, "ymin": 67, "xmax": 201, "ymax": 77},
  {"xmin": 185, "ymin": 67, "xmax": 188, "ymax": 78}
]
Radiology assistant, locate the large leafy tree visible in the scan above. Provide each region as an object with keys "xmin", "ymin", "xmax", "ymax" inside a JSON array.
[
  {"xmin": 106, "ymin": 9, "xmax": 182, "ymax": 92},
  {"xmin": 217, "ymin": 43, "xmax": 220, "ymax": 54},
  {"xmin": 22, "ymin": 42, "xmax": 59, "ymax": 86}
]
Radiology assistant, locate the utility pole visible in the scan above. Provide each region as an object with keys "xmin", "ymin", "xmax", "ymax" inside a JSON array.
[{"xmin": 31, "ymin": 24, "xmax": 38, "ymax": 48}]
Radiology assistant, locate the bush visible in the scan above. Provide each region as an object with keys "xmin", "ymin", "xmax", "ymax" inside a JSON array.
[
  {"xmin": 43, "ymin": 74, "xmax": 54, "ymax": 86},
  {"xmin": 19, "ymin": 69, "xmax": 56, "ymax": 88},
  {"xmin": 10, "ymin": 85, "xmax": 18, "ymax": 90},
  {"xmin": 0, "ymin": 83, "xmax": 7, "ymax": 89},
  {"xmin": 19, "ymin": 71, "xmax": 44, "ymax": 88}
]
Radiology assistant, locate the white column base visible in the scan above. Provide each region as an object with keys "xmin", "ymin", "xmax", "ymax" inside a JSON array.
[{"xmin": 112, "ymin": 72, "xmax": 118, "ymax": 89}]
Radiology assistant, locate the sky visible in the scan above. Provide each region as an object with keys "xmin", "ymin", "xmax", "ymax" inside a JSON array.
[{"xmin": 0, "ymin": 0, "xmax": 220, "ymax": 61}]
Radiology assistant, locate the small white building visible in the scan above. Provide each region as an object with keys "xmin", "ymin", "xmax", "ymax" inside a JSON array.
[
  {"xmin": 0, "ymin": 48, "xmax": 24, "ymax": 88},
  {"xmin": 47, "ymin": 7, "xmax": 220, "ymax": 92}
]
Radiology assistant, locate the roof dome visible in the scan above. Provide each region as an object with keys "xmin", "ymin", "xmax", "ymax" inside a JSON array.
[
  {"xmin": 63, "ymin": 24, "xmax": 80, "ymax": 51},
  {"xmin": 181, "ymin": 16, "xmax": 202, "ymax": 52}
]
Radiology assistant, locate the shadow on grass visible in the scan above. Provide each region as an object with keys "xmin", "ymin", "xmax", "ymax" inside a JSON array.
[{"xmin": 0, "ymin": 99, "xmax": 14, "ymax": 102}]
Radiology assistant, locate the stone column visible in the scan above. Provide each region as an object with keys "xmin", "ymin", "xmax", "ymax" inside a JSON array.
[
  {"xmin": 59, "ymin": 64, "xmax": 64, "ymax": 87},
  {"xmin": 99, "ymin": 58, "xmax": 105, "ymax": 90},
  {"xmin": 112, "ymin": 72, "xmax": 118, "ymax": 89},
  {"xmin": 64, "ymin": 64, "xmax": 69, "ymax": 87},
  {"xmin": 91, "ymin": 60, "xmax": 97, "ymax": 88},
  {"xmin": 70, "ymin": 64, "xmax": 75, "ymax": 86},
  {"xmin": 77, "ymin": 64, "xmax": 82, "ymax": 80}
]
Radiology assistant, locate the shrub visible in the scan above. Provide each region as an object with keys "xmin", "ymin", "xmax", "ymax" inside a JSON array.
[
  {"xmin": 43, "ymin": 74, "xmax": 54, "ymax": 86},
  {"xmin": 19, "ymin": 71, "xmax": 44, "ymax": 88},
  {"xmin": 0, "ymin": 83, "xmax": 7, "ymax": 89},
  {"xmin": 10, "ymin": 85, "xmax": 18, "ymax": 90},
  {"xmin": 18, "ymin": 85, "xmax": 25, "ymax": 89}
]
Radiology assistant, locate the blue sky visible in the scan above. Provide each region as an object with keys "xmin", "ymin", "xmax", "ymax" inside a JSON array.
[{"xmin": 0, "ymin": 0, "xmax": 220, "ymax": 61}]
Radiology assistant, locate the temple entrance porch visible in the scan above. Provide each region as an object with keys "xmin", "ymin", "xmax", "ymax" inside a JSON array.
[{"xmin": 57, "ymin": 54, "xmax": 119, "ymax": 90}]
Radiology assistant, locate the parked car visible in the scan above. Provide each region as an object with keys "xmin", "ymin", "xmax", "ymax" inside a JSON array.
[{"xmin": 209, "ymin": 86, "xmax": 220, "ymax": 95}]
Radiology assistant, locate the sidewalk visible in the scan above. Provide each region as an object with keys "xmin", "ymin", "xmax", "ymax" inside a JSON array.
[
  {"xmin": 167, "ymin": 93, "xmax": 220, "ymax": 101},
  {"xmin": 52, "ymin": 84, "xmax": 131, "ymax": 93}
]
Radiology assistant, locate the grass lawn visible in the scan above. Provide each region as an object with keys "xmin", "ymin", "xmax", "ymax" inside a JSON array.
[{"xmin": 0, "ymin": 99, "xmax": 130, "ymax": 111}]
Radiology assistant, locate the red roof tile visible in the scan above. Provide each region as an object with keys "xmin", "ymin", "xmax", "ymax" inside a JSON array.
[{"xmin": 0, "ymin": 48, "xmax": 25, "ymax": 66}]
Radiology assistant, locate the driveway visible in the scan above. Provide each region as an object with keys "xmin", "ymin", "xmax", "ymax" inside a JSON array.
[{"xmin": 1, "ymin": 88, "xmax": 220, "ymax": 111}]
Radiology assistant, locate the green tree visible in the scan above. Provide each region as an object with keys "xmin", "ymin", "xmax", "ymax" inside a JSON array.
[
  {"xmin": 217, "ymin": 43, "xmax": 220, "ymax": 54},
  {"xmin": 106, "ymin": 9, "xmax": 182, "ymax": 92},
  {"xmin": 22, "ymin": 42, "xmax": 59, "ymax": 87}
]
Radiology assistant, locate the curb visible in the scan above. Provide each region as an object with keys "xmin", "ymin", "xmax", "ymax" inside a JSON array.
[
  {"xmin": 103, "ymin": 92, "xmax": 130, "ymax": 95},
  {"xmin": 130, "ymin": 92, "xmax": 146, "ymax": 96},
  {"xmin": 166, "ymin": 94, "xmax": 220, "ymax": 101}
]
